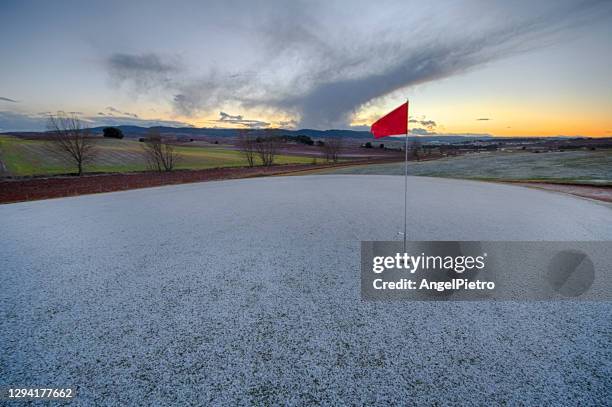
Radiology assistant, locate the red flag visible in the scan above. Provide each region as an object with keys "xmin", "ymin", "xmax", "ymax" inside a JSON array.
[{"xmin": 371, "ymin": 102, "xmax": 408, "ymax": 139}]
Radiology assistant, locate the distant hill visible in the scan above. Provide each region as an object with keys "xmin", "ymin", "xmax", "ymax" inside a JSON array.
[
  {"xmin": 85, "ymin": 126, "xmax": 378, "ymax": 140},
  {"xmin": 3, "ymin": 125, "xmax": 498, "ymax": 143},
  {"xmin": 83, "ymin": 126, "xmax": 497, "ymax": 143}
]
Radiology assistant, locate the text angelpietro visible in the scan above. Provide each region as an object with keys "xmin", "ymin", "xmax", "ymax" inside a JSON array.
[
  {"xmin": 371, "ymin": 252, "xmax": 495, "ymax": 292},
  {"xmin": 373, "ymin": 278, "xmax": 495, "ymax": 292}
]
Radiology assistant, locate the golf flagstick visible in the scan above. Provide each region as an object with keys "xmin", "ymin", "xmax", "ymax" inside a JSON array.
[
  {"xmin": 403, "ymin": 99, "xmax": 409, "ymax": 254},
  {"xmin": 369, "ymin": 101, "xmax": 410, "ymax": 250}
]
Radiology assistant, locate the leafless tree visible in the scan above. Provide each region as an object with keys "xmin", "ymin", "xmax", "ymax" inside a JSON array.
[
  {"xmin": 322, "ymin": 137, "xmax": 343, "ymax": 163},
  {"xmin": 411, "ymin": 138, "xmax": 422, "ymax": 161},
  {"xmin": 438, "ymin": 144, "xmax": 450, "ymax": 157},
  {"xmin": 46, "ymin": 113, "xmax": 97, "ymax": 176},
  {"xmin": 238, "ymin": 130, "xmax": 256, "ymax": 167},
  {"xmin": 142, "ymin": 130, "xmax": 179, "ymax": 172},
  {"xmin": 255, "ymin": 136, "xmax": 280, "ymax": 166}
]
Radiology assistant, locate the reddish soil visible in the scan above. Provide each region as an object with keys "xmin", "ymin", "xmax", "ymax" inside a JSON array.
[
  {"xmin": 0, "ymin": 159, "xmax": 401, "ymax": 204},
  {"xmin": 507, "ymin": 182, "xmax": 612, "ymax": 203}
]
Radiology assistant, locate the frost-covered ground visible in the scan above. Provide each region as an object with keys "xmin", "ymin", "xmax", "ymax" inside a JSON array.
[
  {"xmin": 329, "ymin": 150, "xmax": 612, "ymax": 184},
  {"xmin": 1, "ymin": 175, "xmax": 611, "ymax": 405}
]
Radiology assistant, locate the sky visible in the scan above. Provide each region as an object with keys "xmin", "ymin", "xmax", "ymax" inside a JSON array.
[{"xmin": 1, "ymin": 0, "xmax": 611, "ymax": 136}]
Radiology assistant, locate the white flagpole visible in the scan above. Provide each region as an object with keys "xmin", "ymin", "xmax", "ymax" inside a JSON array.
[{"xmin": 403, "ymin": 99, "xmax": 409, "ymax": 254}]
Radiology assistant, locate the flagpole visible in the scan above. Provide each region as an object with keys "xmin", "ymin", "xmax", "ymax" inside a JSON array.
[{"xmin": 403, "ymin": 99, "xmax": 409, "ymax": 254}]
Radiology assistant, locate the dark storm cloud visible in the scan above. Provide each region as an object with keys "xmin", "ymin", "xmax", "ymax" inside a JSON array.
[
  {"xmin": 171, "ymin": 71, "xmax": 257, "ymax": 116},
  {"xmin": 278, "ymin": 119, "xmax": 298, "ymax": 128},
  {"xmin": 106, "ymin": 106, "xmax": 139, "ymax": 118},
  {"xmin": 106, "ymin": 53, "xmax": 180, "ymax": 90},
  {"xmin": 260, "ymin": 0, "xmax": 612, "ymax": 128},
  {"xmin": 410, "ymin": 119, "xmax": 437, "ymax": 130},
  {"xmin": 0, "ymin": 97, "xmax": 19, "ymax": 103},
  {"xmin": 89, "ymin": 115, "xmax": 192, "ymax": 128},
  {"xmin": 210, "ymin": 111, "xmax": 270, "ymax": 128},
  {"xmin": 220, "ymin": 112, "xmax": 243, "ymax": 121},
  {"xmin": 410, "ymin": 127, "xmax": 436, "ymax": 136},
  {"xmin": 277, "ymin": 3, "xmax": 609, "ymax": 128},
  {"xmin": 107, "ymin": 53, "xmax": 178, "ymax": 75}
]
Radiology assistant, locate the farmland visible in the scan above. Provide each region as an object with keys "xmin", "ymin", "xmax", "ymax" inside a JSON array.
[{"xmin": 0, "ymin": 135, "xmax": 316, "ymax": 177}]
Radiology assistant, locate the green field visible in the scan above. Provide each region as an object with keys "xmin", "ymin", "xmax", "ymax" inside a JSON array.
[
  {"xmin": 0, "ymin": 135, "xmax": 314, "ymax": 176},
  {"xmin": 326, "ymin": 150, "xmax": 612, "ymax": 185}
]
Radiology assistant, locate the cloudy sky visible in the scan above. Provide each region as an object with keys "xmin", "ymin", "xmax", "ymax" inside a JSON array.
[{"xmin": 1, "ymin": 0, "xmax": 611, "ymax": 136}]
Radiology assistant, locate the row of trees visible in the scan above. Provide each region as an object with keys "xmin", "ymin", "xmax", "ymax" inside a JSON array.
[
  {"xmin": 238, "ymin": 131, "xmax": 343, "ymax": 167},
  {"xmin": 237, "ymin": 133, "xmax": 281, "ymax": 167},
  {"xmin": 363, "ymin": 139, "xmax": 423, "ymax": 160},
  {"xmin": 46, "ymin": 113, "xmax": 177, "ymax": 175}
]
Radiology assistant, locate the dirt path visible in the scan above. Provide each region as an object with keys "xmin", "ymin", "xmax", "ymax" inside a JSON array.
[{"xmin": 508, "ymin": 182, "xmax": 612, "ymax": 203}]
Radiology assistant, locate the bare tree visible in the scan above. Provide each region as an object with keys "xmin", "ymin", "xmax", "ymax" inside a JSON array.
[
  {"xmin": 411, "ymin": 138, "xmax": 422, "ymax": 161},
  {"xmin": 255, "ymin": 136, "xmax": 280, "ymax": 166},
  {"xmin": 238, "ymin": 130, "xmax": 256, "ymax": 167},
  {"xmin": 142, "ymin": 130, "xmax": 179, "ymax": 172},
  {"xmin": 46, "ymin": 113, "xmax": 97, "ymax": 175},
  {"xmin": 322, "ymin": 137, "xmax": 343, "ymax": 163},
  {"xmin": 439, "ymin": 144, "xmax": 454, "ymax": 157}
]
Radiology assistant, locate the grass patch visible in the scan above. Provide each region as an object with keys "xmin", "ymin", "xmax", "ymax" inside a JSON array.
[
  {"xmin": 0, "ymin": 135, "xmax": 313, "ymax": 176},
  {"xmin": 326, "ymin": 150, "xmax": 612, "ymax": 185}
]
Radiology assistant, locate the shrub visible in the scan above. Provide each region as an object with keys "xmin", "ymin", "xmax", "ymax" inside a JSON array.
[{"xmin": 102, "ymin": 127, "xmax": 124, "ymax": 139}]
